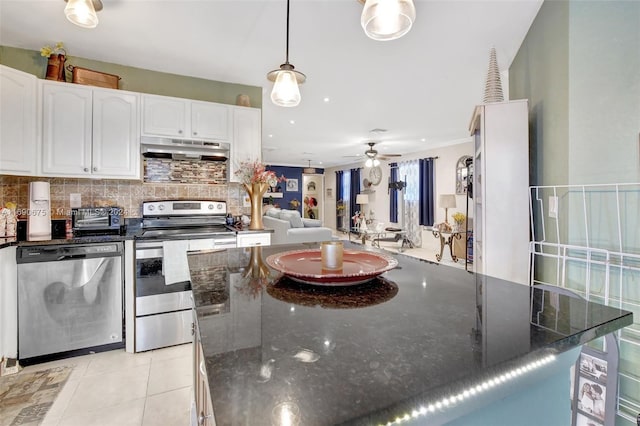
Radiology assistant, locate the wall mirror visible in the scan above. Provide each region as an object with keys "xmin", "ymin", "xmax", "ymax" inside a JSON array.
[{"xmin": 456, "ymin": 155, "xmax": 473, "ymax": 195}]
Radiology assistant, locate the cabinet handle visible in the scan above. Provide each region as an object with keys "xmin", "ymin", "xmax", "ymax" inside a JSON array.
[
  {"xmin": 83, "ymin": 167, "xmax": 89, "ymax": 172},
  {"xmin": 178, "ymin": 129, "xmax": 183, "ymax": 134},
  {"xmin": 193, "ymin": 131, "xmax": 198, "ymax": 136},
  {"xmin": 191, "ymin": 322, "xmax": 195, "ymax": 336},
  {"xmin": 93, "ymin": 167, "xmax": 98, "ymax": 172}
]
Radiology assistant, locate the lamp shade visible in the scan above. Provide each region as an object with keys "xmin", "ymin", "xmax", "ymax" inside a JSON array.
[
  {"xmin": 356, "ymin": 194, "xmax": 369, "ymax": 205},
  {"xmin": 64, "ymin": 0, "xmax": 99, "ymax": 28},
  {"xmin": 438, "ymin": 194, "xmax": 456, "ymax": 209},
  {"xmin": 270, "ymin": 69, "xmax": 301, "ymax": 107},
  {"xmin": 361, "ymin": 0, "xmax": 416, "ymax": 41}
]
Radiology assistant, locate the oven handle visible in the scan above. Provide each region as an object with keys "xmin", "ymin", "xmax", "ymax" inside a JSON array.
[{"xmin": 136, "ymin": 248, "xmax": 163, "ymax": 259}]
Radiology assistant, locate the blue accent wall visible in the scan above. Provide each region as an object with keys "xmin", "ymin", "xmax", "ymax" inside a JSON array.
[{"xmin": 266, "ymin": 166, "xmax": 324, "ymax": 214}]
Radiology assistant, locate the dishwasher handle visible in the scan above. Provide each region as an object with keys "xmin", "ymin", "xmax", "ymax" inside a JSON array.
[{"xmin": 56, "ymin": 254, "xmax": 87, "ymax": 261}]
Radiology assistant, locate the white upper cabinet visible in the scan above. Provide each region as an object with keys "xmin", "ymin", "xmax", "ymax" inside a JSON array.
[
  {"xmin": 229, "ymin": 106, "xmax": 262, "ymax": 183},
  {"xmin": 191, "ymin": 101, "xmax": 229, "ymax": 141},
  {"xmin": 142, "ymin": 94, "xmax": 229, "ymax": 141},
  {"xmin": 41, "ymin": 80, "xmax": 140, "ymax": 179},
  {"xmin": 0, "ymin": 65, "xmax": 37, "ymax": 176},
  {"xmin": 92, "ymin": 89, "xmax": 140, "ymax": 178}
]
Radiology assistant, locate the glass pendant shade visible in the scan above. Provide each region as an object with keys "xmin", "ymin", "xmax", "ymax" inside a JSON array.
[
  {"xmin": 365, "ymin": 158, "xmax": 380, "ymax": 167},
  {"xmin": 361, "ymin": 0, "xmax": 416, "ymax": 41},
  {"xmin": 270, "ymin": 69, "xmax": 301, "ymax": 107},
  {"xmin": 64, "ymin": 0, "xmax": 99, "ymax": 28}
]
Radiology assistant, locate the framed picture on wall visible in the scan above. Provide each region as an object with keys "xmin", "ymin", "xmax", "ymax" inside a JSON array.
[{"xmin": 286, "ymin": 179, "xmax": 298, "ymax": 192}]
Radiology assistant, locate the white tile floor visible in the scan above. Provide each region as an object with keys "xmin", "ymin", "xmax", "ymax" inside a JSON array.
[
  {"xmin": 20, "ymin": 235, "xmax": 464, "ymax": 426},
  {"xmin": 21, "ymin": 343, "xmax": 193, "ymax": 426}
]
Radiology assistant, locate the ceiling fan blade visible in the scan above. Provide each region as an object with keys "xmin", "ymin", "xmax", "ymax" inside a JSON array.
[{"xmin": 379, "ymin": 153, "xmax": 402, "ymax": 160}]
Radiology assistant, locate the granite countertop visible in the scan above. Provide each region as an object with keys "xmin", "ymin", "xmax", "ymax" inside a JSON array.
[{"xmin": 187, "ymin": 242, "xmax": 633, "ymax": 425}]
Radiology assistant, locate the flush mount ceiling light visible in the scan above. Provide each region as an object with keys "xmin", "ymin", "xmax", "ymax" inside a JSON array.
[
  {"xmin": 267, "ymin": 0, "xmax": 306, "ymax": 107},
  {"xmin": 358, "ymin": 0, "xmax": 416, "ymax": 41},
  {"xmin": 64, "ymin": 0, "xmax": 102, "ymax": 29}
]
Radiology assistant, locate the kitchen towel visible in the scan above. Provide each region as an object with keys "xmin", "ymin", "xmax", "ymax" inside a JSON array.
[{"xmin": 162, "ymin": 240, "xmax": 191, "ymax": 285}]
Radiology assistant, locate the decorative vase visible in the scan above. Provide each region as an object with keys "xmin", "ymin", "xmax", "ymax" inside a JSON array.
[
  {"xmin": 45, "ymin": 54, "xmax": 66, "ymax": 81},
  {"xmin": 244, "ymin": 182, "xmax": 269, "ymax": 230},
  {"xmin": 483, "ymin": 47, "xmax": 504, "ymax": 103}
]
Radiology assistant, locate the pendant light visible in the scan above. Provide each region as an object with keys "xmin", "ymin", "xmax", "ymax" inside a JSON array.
[
  {"xmin": 360, "ymin": 0, "xmax": 416, "ymax": 41},
  {"xmin": 267, "ymin": 0, "xmax": 306, "ymax": 107},
  {"xmin": 64, "ymin": 0, "xmax": 102, "ymax": 29}
]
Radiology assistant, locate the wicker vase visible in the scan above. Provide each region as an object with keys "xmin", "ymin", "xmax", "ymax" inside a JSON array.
[{"xmin": 244, "ymin": 182, "xmax": 269, "ymax": 230}]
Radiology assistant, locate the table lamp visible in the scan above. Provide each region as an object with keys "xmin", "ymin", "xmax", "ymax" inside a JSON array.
[{"xmin": 438, "ymin": 194, "xmax": 456, "ymax": 224}]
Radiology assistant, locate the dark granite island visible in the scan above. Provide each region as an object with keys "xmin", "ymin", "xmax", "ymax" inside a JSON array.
[{"xmin": 187, "ymin": 242, "xmax": 633, "ymax": 426}]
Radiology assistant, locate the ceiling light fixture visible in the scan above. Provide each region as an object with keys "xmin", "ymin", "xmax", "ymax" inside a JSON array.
[
  {"xmin": 359, "ymin": 0, "xmax": 416, "ymax": 41},
  {"xmin": 303, "ymin": 160, "xmax": 316, "ymax": 174},
  {"xmin": 64, "ymin": 0, "xmax": 102, "ymax": 29},
  {"xmin": 267, "ymin": 0, "xmax": 306, "ymax": 107}
]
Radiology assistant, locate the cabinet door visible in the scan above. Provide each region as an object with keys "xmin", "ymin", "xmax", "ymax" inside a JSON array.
[
  {"xmin": 229, "ymin": 107, "xmax": 261, "ymax": 182},
  {"xmin": 191, "ymin": 101, "xmax": 229, "ymax": 141},
  {"xmin": 141, "ymin": 94, "xmax": 189, "ymax": 138},
  {"xmin": 0, "ymin": 66, "xmax": 37, "ymax": 175},
  {"xmin": 41, "ymin": 82, "xmax": 92, "ymax": 176},
  {"xmin": 92, "ymin": 89, "xmax": 140, "ymax": 179}
]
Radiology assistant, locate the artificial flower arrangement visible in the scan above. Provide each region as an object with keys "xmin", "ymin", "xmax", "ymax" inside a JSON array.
[
  {"xmin": 40, "ymin": 42, "xmax": 66, "ymax": 58},
  {"xmin": 452, "ymin": 212, "xmax": 466, "ymax": 224},
  {"xmin": 234, "ymin": 159, "xmax": 285, "ymax": 187}
]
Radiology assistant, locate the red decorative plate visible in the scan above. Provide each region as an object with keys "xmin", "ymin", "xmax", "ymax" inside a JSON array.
[{"xmin": 265, "ymin": 249, "xmax": 398, "ymax": 286}]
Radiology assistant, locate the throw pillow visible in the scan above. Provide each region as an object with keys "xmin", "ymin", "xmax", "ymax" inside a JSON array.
[
  {"xmin": 265, "ymin": 207, "xmax": 281, "ymax": 218},
  {"xmin": 302, "ymin": 218, "xmax": 321, "ymax": 228},
  {"xmin": 279, "ymin": 210, "xmax": 304, "ymax": 228}
]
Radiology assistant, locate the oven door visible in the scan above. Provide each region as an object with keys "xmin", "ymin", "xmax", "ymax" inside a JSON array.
[{"xmin": 135, "ymin": 240, "xmax": 193, "ymax": 315}]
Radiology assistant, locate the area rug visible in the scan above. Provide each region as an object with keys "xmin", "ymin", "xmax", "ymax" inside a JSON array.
[{"xmin": 0, "ymin": 366, "xmax": 72, "ymax": 426}]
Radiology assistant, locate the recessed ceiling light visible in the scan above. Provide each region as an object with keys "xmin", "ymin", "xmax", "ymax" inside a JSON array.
[
  {"xmin": 323, "ymin": 97, "xmax": 330, "ymax": 103},
  {"xmin": 289, "ymin": 120, "xmax": 295, "ymax": 124},
  {"xmin": 268, "ymin": 134, "xmax": 273, "ymax": 138},
  {"xmin": 421, "ymin": 138, "xmax": 426, "ymax": 142}
]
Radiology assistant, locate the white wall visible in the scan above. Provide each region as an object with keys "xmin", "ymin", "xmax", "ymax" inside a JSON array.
[{"xmin": 323, "ymin": 141, "xmax": 474, "ymax": 230}]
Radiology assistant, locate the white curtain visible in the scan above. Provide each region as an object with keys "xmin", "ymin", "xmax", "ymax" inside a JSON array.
[{"xmin": 398, "ymin": 159, "xmax": 421, "ymax": 247}]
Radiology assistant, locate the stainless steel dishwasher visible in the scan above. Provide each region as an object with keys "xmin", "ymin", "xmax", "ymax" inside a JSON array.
[{"xmin": 17, "ymin": 242, "xmax": 124, "ymax": 363}]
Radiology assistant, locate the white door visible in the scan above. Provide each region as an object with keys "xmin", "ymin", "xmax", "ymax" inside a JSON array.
[
  {"xmin": 0, "ymin": 66, "xmax": 37, "ymax": 175},
  {"xmin": 191, "ymin": 101, "xmax": 229, "ymax": 141},
  {"xmin": 92, "ymin": 89, "xmax": 140, "ymax": 178},
  {"xmin": 141, "ymin": 94, "xmax": 188, "ymax": 138},
  {"xmin": 41, "ymin": 81, "xmax": 92, "ymax": 176},
  {"xmin": 230, "ymin": 107, "xmax": 261, "ymax": 182}
]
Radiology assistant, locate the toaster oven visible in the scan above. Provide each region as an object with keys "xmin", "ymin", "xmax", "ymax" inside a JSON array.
[{"xmin": 72, "ymin": 207, "xmax": 123, "ymax": 235}]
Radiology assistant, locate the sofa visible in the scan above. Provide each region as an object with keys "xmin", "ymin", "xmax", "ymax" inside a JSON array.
[{"xmin": 262, "ymin": 208, "xmax": 333, "ymax": 245}]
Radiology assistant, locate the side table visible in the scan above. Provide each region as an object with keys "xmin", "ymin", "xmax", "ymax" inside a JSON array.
[{"xmin": 431, "ymin": 229, "xmax": 464, "ymax": 262}]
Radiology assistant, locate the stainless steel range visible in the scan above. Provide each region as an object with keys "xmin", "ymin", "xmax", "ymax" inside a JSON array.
[{"xmin": 134, "ymin": 200, "xmax": 236, "ymax": 352}]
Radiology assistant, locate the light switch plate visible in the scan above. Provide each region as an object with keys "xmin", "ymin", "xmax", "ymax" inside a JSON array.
[{"xmin": 70, "ymin": 193, "xmax": 81, "ymax": 208}]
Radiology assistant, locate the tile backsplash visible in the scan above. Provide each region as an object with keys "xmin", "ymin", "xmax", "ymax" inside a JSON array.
[{"xmin": 0, "ymin": 175, "xmax": 246, "ymax": 219}]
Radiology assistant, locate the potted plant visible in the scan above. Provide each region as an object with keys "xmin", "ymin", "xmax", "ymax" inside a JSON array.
[{"xmin": 40, "ymin": 42, "xmax": 66, "ymax": 81}]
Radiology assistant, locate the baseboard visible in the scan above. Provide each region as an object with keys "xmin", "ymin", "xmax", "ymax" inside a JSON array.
[{"xmin": 0, "ymin": 357, "xmax": 21, "ymax": 376}]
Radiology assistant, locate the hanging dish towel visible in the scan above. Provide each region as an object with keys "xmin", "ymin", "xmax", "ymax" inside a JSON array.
[{"xmin": 162, "ymin": 240, "xmax": 190, "ymax": 285}]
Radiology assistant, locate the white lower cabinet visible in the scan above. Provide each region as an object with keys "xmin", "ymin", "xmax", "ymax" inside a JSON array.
[
  {"xmin": 0, "ymin": 66, "xmax": 37, "ymax": 176},
  {"xmin": 193, "ymin": 311, "xmax": 215, "ymax": 426},
  {"xmin": 41, "ymin": 80, "xmax": 140, "ymax": 179},
  {"xmin": 236, "ymin": 232, "xmax": 271, "ymax": 248},
  {"xmin": 0, "ymin": 245, "xmax": 18, "ymax": 361}
]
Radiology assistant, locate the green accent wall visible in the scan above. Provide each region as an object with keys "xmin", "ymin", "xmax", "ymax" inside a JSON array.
[
  {"xmin": 510, "ymin": 0, "xmax": 639, "ymax": 186},
  {"xmin": 0, "ymin": 45, "xmax": 262, "ymax": 107},
  {"xmin": 510, "ymin": 1, "xmax": 569, "ymax": 187}
]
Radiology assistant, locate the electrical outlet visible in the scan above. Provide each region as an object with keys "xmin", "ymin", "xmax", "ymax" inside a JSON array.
[
  {"xmin": 549, "ymin": 196, "xmax": 558, "ymax": 218},
  {"xmin": 70, "ymin": 193, "xmax": 81, "ymax": 208}
]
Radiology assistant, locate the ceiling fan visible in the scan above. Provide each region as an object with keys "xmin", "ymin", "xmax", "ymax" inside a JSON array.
[{"xmin": 364, "ymin": 142, "xmax": 401, "ymax": 166}]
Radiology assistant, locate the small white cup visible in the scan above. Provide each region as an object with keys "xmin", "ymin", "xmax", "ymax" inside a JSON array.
[{"xmin": 321, "ymin": 241, "xmax": 344, "ymax": 270}]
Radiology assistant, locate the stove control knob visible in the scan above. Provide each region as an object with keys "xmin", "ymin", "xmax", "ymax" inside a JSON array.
[
  {"xmin": 158, "ymin": 205, "xmax": 165, "ymax": 211},
  {"xmin": 216, "ymin": 203, "xmax": 224, "ymax": 211},
  {"xmin": 208, "ymin": 204, "xmax": 214, "ymax": 210},
  {"xmin": 148, "ymin": 205, "xmax": 155, "ymax": 211}
]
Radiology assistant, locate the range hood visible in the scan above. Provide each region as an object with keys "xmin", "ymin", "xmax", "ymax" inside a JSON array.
[{"xmin": 141, "ymin": 137, "xmax": 229, "ymax": 161}]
